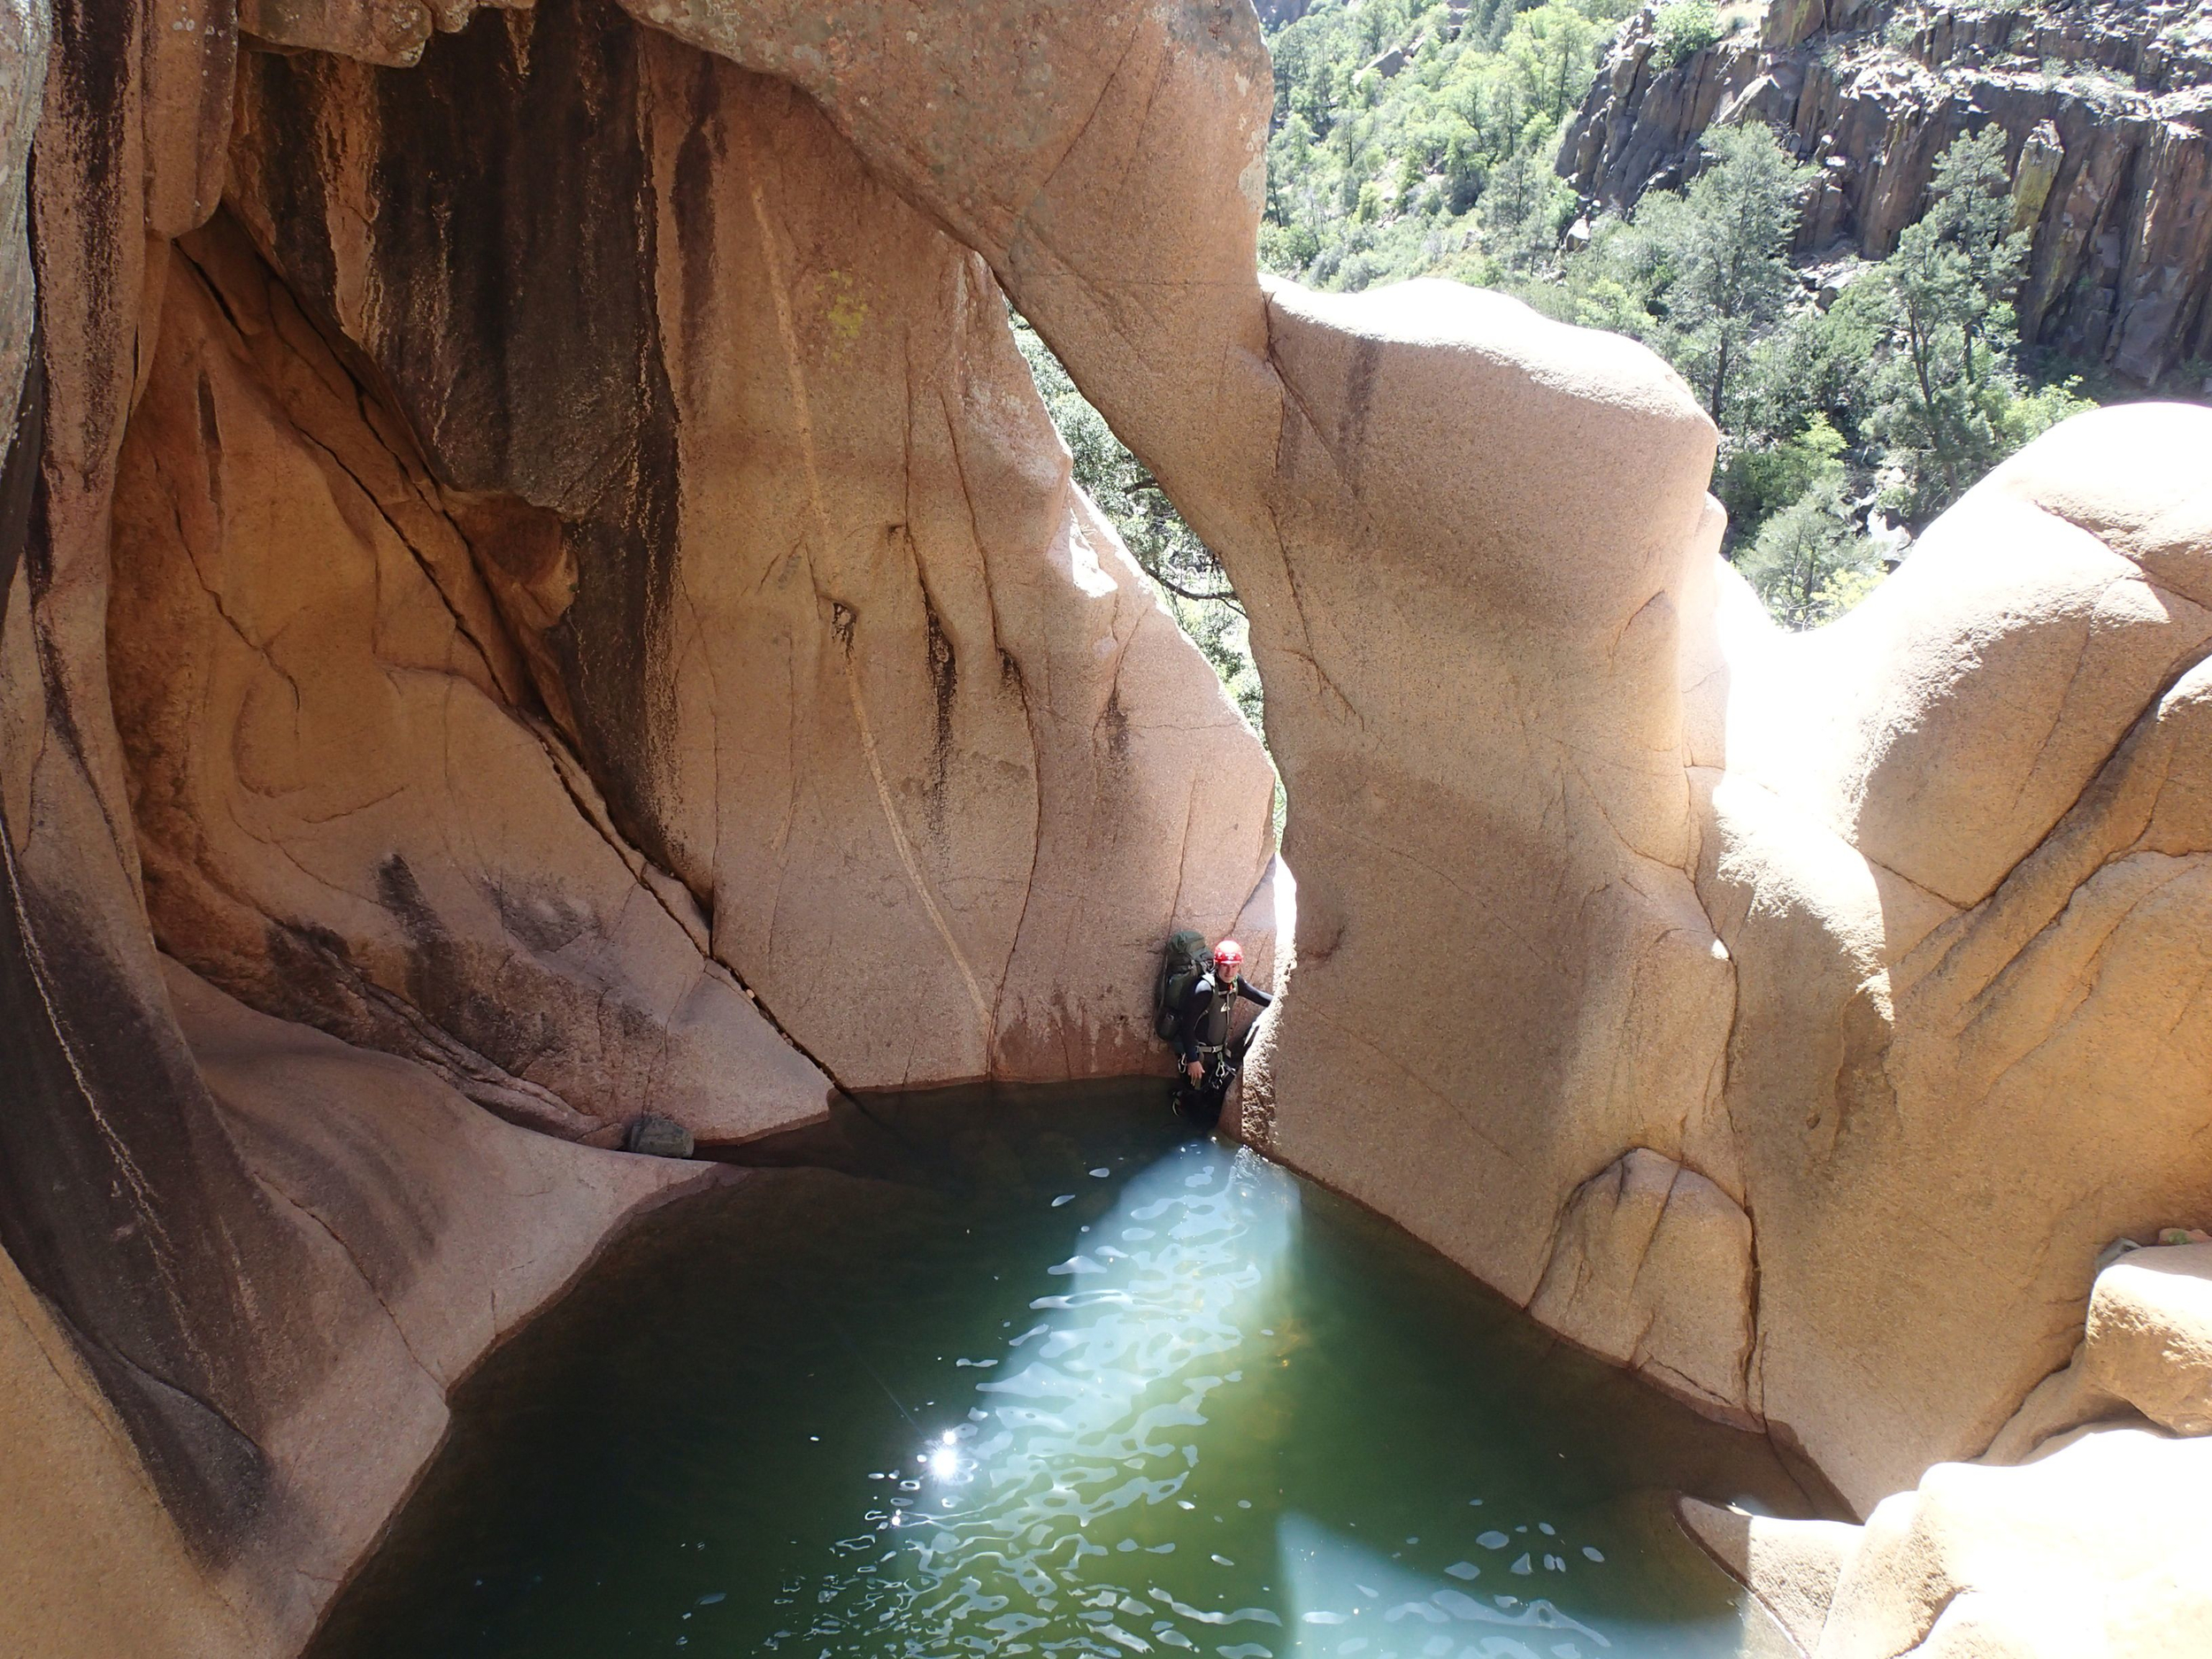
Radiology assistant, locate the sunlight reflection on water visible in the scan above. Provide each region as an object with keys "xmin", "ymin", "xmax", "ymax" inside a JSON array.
[
  {"xmin": 771, "ymin": 1140, "xmax": 1297, "ymax": 1650},
  {"xmin": 764, "ymin": 1141, "xmax": 1642, "ymax": 1656},
  {"xmin": 309, "ymin": 1084, "xmax": 1812, "ymax": 1659}
]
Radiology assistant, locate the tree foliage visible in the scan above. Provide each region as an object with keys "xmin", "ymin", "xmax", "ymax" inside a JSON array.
[
  {"xmin": 1735, "ymin": 477, "xmax": 1880, "ymax": 629},
  {"xmin": 1541, "ymin": 124, "xmax": 2093, "ymax": 625},
  {"xmin": 1652, "ymin": 0, "xmax": 1724, "ymax": 67},
  {"xmin": 1259, "ymin": 0, "xmax": 1621, "ymax": 293},
  {"xmin": 1019, "ymin": 6, "xmax": 2113, "ymax": 682},
  {"xmin": 1633, "ymin": 124, "xmax": 1813, "ymax": 420}
]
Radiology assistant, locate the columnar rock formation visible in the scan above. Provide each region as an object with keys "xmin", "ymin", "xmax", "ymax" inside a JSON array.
[
  {"xmin": 1562, "ymin": 0, "xmax": 2212, "ymax": 387},
  {"xmin": 3, "ymin": 2, "xmax": 2208, "ymax": 1657}
]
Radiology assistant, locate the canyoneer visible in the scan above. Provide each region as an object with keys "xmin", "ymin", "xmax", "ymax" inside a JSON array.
[{"xmin": 1154, "ymin": 934, "xmax": 1272, "ymax": 1128}]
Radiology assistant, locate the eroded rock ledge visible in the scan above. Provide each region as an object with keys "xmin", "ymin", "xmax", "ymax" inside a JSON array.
[{"xmin": 3, "ymin": 3, "xmax": 2208, "ymax": 1656}]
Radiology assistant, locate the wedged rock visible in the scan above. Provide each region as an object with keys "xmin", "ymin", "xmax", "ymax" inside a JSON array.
[
  {"xmin": 1981, "ymin": 1238, "xmax": 2212, "ymax": 1463},
  {"xmin": 622, "ymin": 1113, "xmax": 696, "ymax": 1160},
  {"xmin": 2082, "ymin": 1241, "xmax": 2212, "ymax": 1436},
  {"xmin": 240, "ymin": 0, "xmax": 432, "ymax": 66}
]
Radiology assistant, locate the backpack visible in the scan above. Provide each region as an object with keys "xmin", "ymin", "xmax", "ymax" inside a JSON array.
[{"xmin": 1153, "ymin": 929, "xmax": 1210, "ymax": 1041}]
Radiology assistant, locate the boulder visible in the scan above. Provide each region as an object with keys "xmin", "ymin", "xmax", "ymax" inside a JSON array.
[
  {"xmin": 622, "ymin": 1113, "xmax": 697, "ymax": 1160},
  {"xmin": 2083, "ymin": 1241, "xmax": 2212, "ymax": 1435},
  {"xmin": 1531, "ymin": 1148, "xmax": 1757, "ymax": 1425},
  {"xmin": 1684, "ymin": 1429, "xmax": 2212, "ymax": 1656},
  {"xmin": 1678, "ymin": 1496, "xmax": 1863, "ymax": 1655}
]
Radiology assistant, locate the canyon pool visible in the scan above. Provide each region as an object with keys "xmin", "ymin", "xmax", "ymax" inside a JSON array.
[{"xmin": 308, "ymin": 1081, "xmax": 1825, "ymax": 1659}]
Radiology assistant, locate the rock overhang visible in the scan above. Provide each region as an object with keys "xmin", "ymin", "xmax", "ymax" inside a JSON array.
[{"xmin": 4, "ymin": 4, "xmax": 2212, "ymax": 1657}]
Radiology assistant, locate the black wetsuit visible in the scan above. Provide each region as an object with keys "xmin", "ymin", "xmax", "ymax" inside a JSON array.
[{"xmin": 1172, "ymin": 972, "xmax": 1273, "ymax": 1124}]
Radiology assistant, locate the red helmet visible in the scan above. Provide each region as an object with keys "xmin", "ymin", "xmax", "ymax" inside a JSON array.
[{"xmin": 1213, "ymin": 940, "xmax": 1245, "ymax": 976}]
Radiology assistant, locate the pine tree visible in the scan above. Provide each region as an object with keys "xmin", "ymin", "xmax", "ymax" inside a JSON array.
[{"xmin": 1639, "ymin": 124, "xmax": 1812, "ymax": 423}]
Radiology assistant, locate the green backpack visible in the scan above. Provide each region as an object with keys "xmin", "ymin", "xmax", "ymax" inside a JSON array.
[{"xmin": 1153, "ymin": 929, "xmax": 1211, "ymax": 1041}]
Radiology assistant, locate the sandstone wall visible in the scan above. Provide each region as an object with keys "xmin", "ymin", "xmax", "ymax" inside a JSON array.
[
  {"xmin": 1689, "ymin": 403, "xmax": 2212, "ymax": 1502},
  {"xmin": 650, "ymin": 0, "xmax": 2212, "ymax": 1538},
  {"xmin": 1681, "ymin": 1238, "xmax": 2212, "ymax": 1655},
  {"xmin": 4, "ymin": 2, "xmax": 2209, "ymax": 1655},
  {"xmin": 213, "ymin": 0, "xmax": 1276, "ymax": 1089},
  {"xmin": 1, "ymin": 1, "xmax": 1274, "ymax": 1653}
]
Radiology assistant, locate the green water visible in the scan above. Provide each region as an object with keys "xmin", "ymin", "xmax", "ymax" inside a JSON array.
[{"xmin": 309, "ymin": 1082, "xmax": 1824, "ymax": 1659}]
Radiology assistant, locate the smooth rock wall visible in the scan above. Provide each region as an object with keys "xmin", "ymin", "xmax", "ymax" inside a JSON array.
[
  {"xmin": 110, "ymin": 214, "xmax": 829, "ymax": 1141},
  {"xmin": 1690, "ymin": 403, "xmax": 2212, "ymax": 1503},
  {"xmin": 2, "ymin": 2, "xmax": 1275, "ymax": 1653},
  {"xmin": 5, "ymin": 3, "xmax": 2211, "ymax": 1656},
  {"xmin": 663, "ymin": 0, "xmax": 2212, "ymax": 1526},
  {"xmin": 1683, "ymin": 1240, "xmax": 2212, "ymax": 1655},
  {"xmin": 219, "ymin": 0, "xmax": 1277, "ymax": 1089}
]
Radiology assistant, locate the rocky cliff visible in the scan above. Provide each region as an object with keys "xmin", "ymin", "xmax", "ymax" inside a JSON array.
[
  {"xmin": 4, "ymin": 2, "xmax": 2210, "ymax": 1657},
  {"xmin": 1562, "ymin": 0, "xmax": 2212, "ymax": 387},
  {"xmin": 2, "ymin": 1, "xmax": 1274, "ymax": 1651}
]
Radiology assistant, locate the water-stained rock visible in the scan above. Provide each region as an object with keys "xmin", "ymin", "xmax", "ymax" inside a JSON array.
[
  {"xmin": 220, "ymin": 0, "xmax": 1276, "ymax": 1087},
  {"xmin": 5, "ymin": 4, "xmax": 2212, "ymax": 1657},
  {"xmin": 110, "ymin": 214, "xmax": 830, "ymax": 1141}
]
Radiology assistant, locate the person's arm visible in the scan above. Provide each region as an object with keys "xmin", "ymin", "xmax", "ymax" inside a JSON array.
[{"xmin": 1238, "ymin": 980, "xmax": 1273, "ymax": 1010}]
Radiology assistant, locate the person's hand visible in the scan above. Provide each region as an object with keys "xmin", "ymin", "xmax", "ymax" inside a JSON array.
[{"xmin": 1186, "ymin": 1060, "xmax": 1204, "ymax": 1083}]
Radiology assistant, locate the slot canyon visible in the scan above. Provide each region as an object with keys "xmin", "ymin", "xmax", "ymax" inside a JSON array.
[{"xmin": 1, "ymin": 1, "xmax": 2208, "ymax": 1655}]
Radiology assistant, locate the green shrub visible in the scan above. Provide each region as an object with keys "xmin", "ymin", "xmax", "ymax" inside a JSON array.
[
  {"xmin": 1654, "ymin": 1, "xmax": 1724, "ymax": 67},
  {"xmin": 1736, "ymin": 480, "xmax": 1883, "ymax": 630}
]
